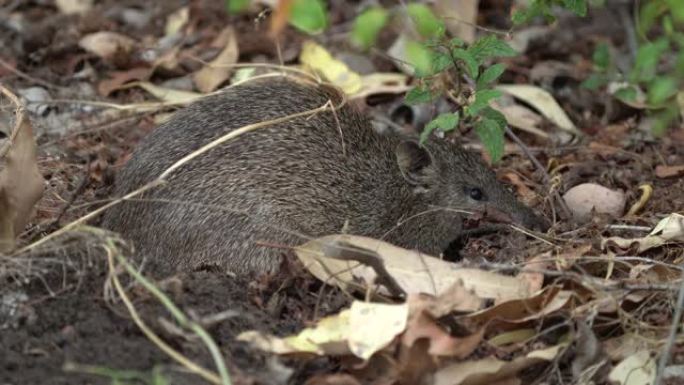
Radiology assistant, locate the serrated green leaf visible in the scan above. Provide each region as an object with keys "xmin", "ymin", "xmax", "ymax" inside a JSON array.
[
  {"xmin": 511, "ymin": 0, "xmax": 545, "ymax": 25},
  {"xmin": 468, "ymin": 89, "xmax": 502, "ymax": 116},
  {"xmin": 475, "ymin": 117, "xmax": 505, "ymax": 163},
  {"xmin": 468, "ymin": 35, "xmax": 518, "ymax": 63},
  {"xmin": 562, "ymin": 0, "xmax": 587, "ymax": 16},
  {"xmin": 449, "ymin": 37, "xmax": 466, "ymax": 48},
  {"xmin": 592, "ymin": 42, "xmax": 611, "ymax": 71},
  {"xmin": 477, "ymin": 63, "xmax": 506, "ymax": 88},
  {"xmin": 350, "ymin": 7, "xmax": 389, "ymax": 50},
  {"xmin": 638, "ymin": 1, "xmax": 666, "ymax": 35},
  {"xmin": 451, "ymin": 48, "xmax": 479, "ymax": 78},
  {"xmin": 431, "ymin": 51, "xmax": 454, "ymax": 74},
  {"xmin": 405, "ymin": 84, "xmax": 437, "ymax": 105},
  {"xmin": 614, "ymin": 85, "xmax": 638, "ymax": 102},
  {"xmin": 419, "ymin": 121, "xmax": 438, "ymax": 144},
  {"xmin": 406, "ymin": 40, "xmax": 434, "ymax": 77},
  {"xmin": 226, "ymin": 0, "xmax": 250, "ymax": 13},
  {"xmin": 630, "ymin": 38, "xmax": 670, "ymax": 83},
  {"xmin": 406, "ymin": 3, "xmax": 445, "ymax": 38},
  {"xmin": 667, "ymin": 0, "xmax": 684, "ymax": 23},
  {"xmin": 648, "ymin": 76, "xmax": 678, "ymax": 105},
  {"xmin": 479, "ymin": 106, "xmax": 507, "ymax": 126},
  {"xmin": 580, "ymin": 73, "xmax": 609, "ymax": 90},
  {"xmin": 289, "ymin": 0, "xmax": 328, "ymax": 35},
  {"xmin": 420, "ymin": 113, "xmax": 459, "ymax": 144}
]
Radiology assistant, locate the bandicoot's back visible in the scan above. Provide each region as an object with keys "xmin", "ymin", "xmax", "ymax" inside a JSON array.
[{"xmin": 102, "ymin": 78, "xmax": 547, "ymax": 276}]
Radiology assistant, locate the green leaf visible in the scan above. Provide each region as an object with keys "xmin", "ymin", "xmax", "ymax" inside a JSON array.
[
  {"xmin": 475, "ymin": 117, "xmax": 505, "ymax": 163},
  {"xmin": 406, "ymin": 40, "xmax": 434, "ymax": 77},
  {"xmin": 451, "ymin": 48, "xmax": 479, "ymax": 78},
  {"xmin": 226, "ymin": 0, "xmax": 250, "ymax": 13},
  {"xmin": 476, "ymin": 63, "xmax": 506, "ymax": 89},
  {"xmin": 289, "ymin": 0, "xmax": 328, "ymax": 35},
  {"xmin": 511, "ymin": 0, "xmax": 548, "ymax": 25},
  {"xmin": 350, "ymin": 7, "xmax": 389, "ymax": 50},
  {"xmin": 449, "ymin": 37, "xmax": 466, "ymax": 48},
  {"xmin": 667, "ymin": 0, "xmax": 684, "ymax": 24},
  {"xmin": 592, "ymin": 42, "xmax": 611, "ymax": 71},
  {"xmin": 648, "ymin": 76, "xmax": 678, "ymax": 105},
  {"xmin": 405, "ymin": 84, "xmax": 437, "ymax": 105},
  {"xmin": 630, "ymin": 38, "xmax": 669, "ymax": 83},
  {"xmin": 479, "ymin": 106, "xmax": 507, "ymax": 126},
  {"xmin": 580, "ymin": 73, "xmax": 609, "ymax": 90},
  {"xmin": 468, "ymin": 35, "xmax": 518, "ymax": 63},
  {"xmin": 420, "ymin": 113, "xmax": 460, "ymax": 144},
  {"xmin": 432, "ymin": 51, "xmax": 454, "ymax": 74},
  {"xmin": 406, "ymin": 3, "xmax": 445, "ymax": 38},
  {"xmin": 561, "ymin": 0, "xmax": 587, "ymax": 16},
  {"xmin": 468, "ymin": 89, "xmax": 502, "ymax": 116},
  {"xmin": 614, "ymin": 85, "xmax": 638, "ymax": 102}
]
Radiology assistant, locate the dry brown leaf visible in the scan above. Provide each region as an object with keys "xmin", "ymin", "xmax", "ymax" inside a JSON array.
[
  {"xmin": 496, "ymin": 84, "xmax": 580, "ymax": 136},
  {"xmin": 295, "ymin": 234, "xmax": 532, "ymax": 301},
  {"xmin": 603, "ymin": 213, "xmax": 684, "ymax": 254},
  {"xmin": 435, "ymin": 0, "xmax": 478, "ymax": 43},
  {"xmin": 460, "ymin": 286, "xmax": 571, "ymax": 329},
  {"xmin": 237, "ymin": 301, "xmax": 408, "ymax": 359},
  {"xmin": 79, "ymin": 31, "xmax": 136, "ymax": 60},
  {"xmin": 55, "ymin": 0, "xmax": 92, "ymax": 14},
  {"xmin": 608, "ymin": 351, "xmax": 656, "ymax": 385},
  {"xmin": 134, "ymin": 82, "xmax": 203, "ymax": 104},
  {"xmin": 165, "ymin": 6, "xmax": 189, "ymax": 37},
  {"xmin": 0, "ymin": 90, "xmax": 45, "ymax": 252},
  {"xmin": 402, "ymin": 294, "xmax": 484, "ymax": 357},
  {"xmin": 431, "ymin": 343, "xmax": 566, "ymax": 385},
  {"xmin": 655, "ymin": 164, "xmax": 684, "ymax": 178},
  {"xmin": 304, "ymin": 374, "xmax": 362, "ymax": 385},
  {"xmin": 193, "ymin": 27, "xmax": 239, "ymax": 93},
  {"xmin": 98, "ymin": 67, "xmax": 153, "ymax": 96}
]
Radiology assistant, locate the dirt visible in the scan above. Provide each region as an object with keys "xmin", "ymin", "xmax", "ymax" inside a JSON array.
[{"xmin": 1, "ymin": 238, "xmax": 345, "ymax": 385}]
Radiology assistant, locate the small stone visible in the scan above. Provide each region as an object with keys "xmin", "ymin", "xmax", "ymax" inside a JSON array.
[{"xmin": 563, "ymin": 183, "xmax": 626, "ymax": 222}]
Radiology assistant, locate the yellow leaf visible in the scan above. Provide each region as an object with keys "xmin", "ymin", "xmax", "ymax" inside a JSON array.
[{"xmin": 299, "ymin": 41, "xmax": 362, "ymax": 94}]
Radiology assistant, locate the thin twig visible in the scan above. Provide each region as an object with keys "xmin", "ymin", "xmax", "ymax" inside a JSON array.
[{"xmin": 654, "ymin": 269, "xmax": 684, "ymax": 385}]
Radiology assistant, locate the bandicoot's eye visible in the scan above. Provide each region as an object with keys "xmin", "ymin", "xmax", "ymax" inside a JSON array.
[{"xmin": 469, "ymin": 187, "xmax": 484, "ymax": 201}]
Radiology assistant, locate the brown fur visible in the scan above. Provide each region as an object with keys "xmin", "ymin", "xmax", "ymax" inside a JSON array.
[{"xmin": 102, "ymin": 79, "xmax": 547, "ymax": 275}]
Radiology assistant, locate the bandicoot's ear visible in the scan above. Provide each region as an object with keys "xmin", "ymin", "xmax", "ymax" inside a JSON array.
[{"xmin": 395, "ymin": 140, "xmax": 436, "ymax": 187}]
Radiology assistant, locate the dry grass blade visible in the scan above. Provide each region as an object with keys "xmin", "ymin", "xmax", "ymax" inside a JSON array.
[{"xmin": 101, "ymin": 230, "xmax": 230, "ymax": 385}]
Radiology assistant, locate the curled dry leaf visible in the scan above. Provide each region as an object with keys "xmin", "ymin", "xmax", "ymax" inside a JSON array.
[
  {"xmin": 0, "ymin": 91, "xmax": 45, "ymax": 252},
  {"xmin": 193, "ymin": 27, "xmax": 239, "ymax": 93},
  {"xmin": 602, "ymin": 213, "xmax": 684, "ymax": 254},
  {"xmin": 403, "ymin": 294, "xmax": 484, "ymax": 358},
  {"xmin": 460, "ymin": 286, "xmax": 572, "ymax": 330},
  {"xmin": 134, "ymin": 82, "xmax": 203, "ymax": 105},
  {"xmin": 491, "ymin": 99, "xmax": 549, "ymax": 139},
  {"xmin": 563, "ymin": 183, "xmax": 626, "ymax": 222},
  {"xmin": 655, "ymin": 164, "xmax": 684, "ymax": 178},
  {"xmin": 496, "ymin": 84, "xmax": 581, "ymax": 138},
  {"xmin": 295, "ymin": 234, "xmax": 532, "ymax": 302},
  {"xmin": 608, "ymin": 351, "xmax": 656, "ymax": 385},
  {"xmin": 165, "ymin": 6, "xmax": 189, "ymax": 37},
  {"xmin": 79, "ymin": 31, "xmax": 136, "ymax": 60},
  {"xmin": 431, "ymin": 343, "xmax": 567, "ymax": 385}
]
